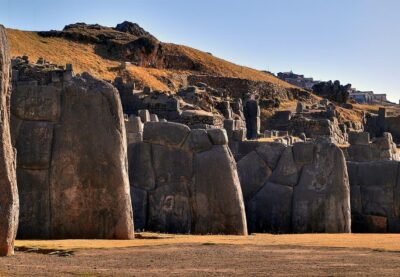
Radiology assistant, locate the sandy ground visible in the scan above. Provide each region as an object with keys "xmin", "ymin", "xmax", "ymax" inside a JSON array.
[{"xmin": 0, "ymin": 233, "xmax": 400, "ymax": 276}]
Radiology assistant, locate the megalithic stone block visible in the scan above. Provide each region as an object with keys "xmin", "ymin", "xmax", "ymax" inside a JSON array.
[
  {"xmin": 48, "ymin": 73, "xmax": 134, "ymax": 239},
  {"xmin": 244, "ymin": 100, "xmax": 260, "ymax": 139},
  {"xmin": 150, "ymin": 114, "xmax": 159, "ymax": 122},
  {"xmin": 0, "ymin": 25, "xmax": 19, "ymax": 256},
  {"xmin": 129, "ymin": 122, "xmax": 248, "ymax": 235},
  {"xmin": 238, "ymin": 142, "xmax": 351, "ymax": 234},
  {"xmin": 348, "ymin": 131, "xmax": 370, "ymax": 145},
  {"xmin": 126, "ymin": 116, "xmax": 144, "ymax": 133},
  {"xmin": 12, "ymin": 70, "xmax": 135, "ymax": 239},
  {"xmin": 138, "ymin": 109, "xmax": 150, "ymax": 123}
]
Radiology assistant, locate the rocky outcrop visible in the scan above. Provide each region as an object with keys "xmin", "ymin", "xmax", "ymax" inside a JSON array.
[
  {"xmin": 312, "ymin": 80, "xmax": 351, "ymax": 103},
  {"xmin": 38, "ymin": 22, "xmax": 204, "ymax": 71},
  {"xmin": 115, "ymin": 21, "xmax": 156, "ymax": 40},
  {"xmin": 39, "ymin": 22, "xmax": 161, "ymax": 67},
  {"xmin": 0, "ymin": 25, "xmax": 19, "ymax": 256},
  {"xmin": 39, "ymin": 21, "xmax": 155, "ymax": 44},
  {"xmin": 237, "ymin": 141, "xmax": 351, "ymax": 233},
  {"xmin": 11, "ymin": 60, "xmax": 134, "ymax": 239},
  {"xmin": 348, "ymin": 161, "xmax": 400, "ymax": 232},
  {"xmin": 129, "ymin": 122, "xmax": 247, "ymax": 235}
]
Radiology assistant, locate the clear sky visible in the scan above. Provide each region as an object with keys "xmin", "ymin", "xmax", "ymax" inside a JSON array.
[{"xmin": 1, "ymin": 0, "xmax": 399, "ymax": 101}]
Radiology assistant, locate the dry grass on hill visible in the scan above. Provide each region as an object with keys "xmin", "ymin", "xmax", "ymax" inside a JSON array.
[
  {"xmin": 337, "ymin": 106, "xmax": 364, "ymax": 123},
  {"xmin": 125, "ymin": 66, "xmax": 172, "ymax": 91},
  {"xmin": 125, "ymin": 66, "xmax": 191, "ymax": 92},
  {"xmin": 277, "ymin": 100, "xmax": 298, "ymax": 111},
  {"xmin": 7, "ymin": 29, "xmax": 120, "ymax": 81},
  {"xmin": 7, "ymin": 29, "xmax": 294, "ymax": 92},
  {"xmin": 353, "ymin": 103, "xmax": 382, "ymax": 114},
  {"xmin": 164, "ymin": 43, "xmax": 295, "ymax": 87}
]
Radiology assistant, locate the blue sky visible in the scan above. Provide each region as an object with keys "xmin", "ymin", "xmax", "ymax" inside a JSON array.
[{"xmin": 1, "ymin": 0, "xmax": 399, "ymax": 101}]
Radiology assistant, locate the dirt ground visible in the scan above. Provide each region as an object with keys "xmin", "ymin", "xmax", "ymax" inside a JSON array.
[{"xmin": 1, "ymin": 233, "xmax": 400, "ymax": 276}]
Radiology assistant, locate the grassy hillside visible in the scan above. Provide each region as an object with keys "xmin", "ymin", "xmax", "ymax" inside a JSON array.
[
  {"xmin": 7, "ymin": 29, "xmax": 294, "ymax": 91},
  {"xmin": 162, "ymin": 43, "xmax": 294, "ymax": 86},
  {"xmin": 7, "ymin": 29, "xmax": 119, "ymax": 80}
]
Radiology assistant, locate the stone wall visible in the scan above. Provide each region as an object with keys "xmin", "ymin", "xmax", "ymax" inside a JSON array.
[
  {"xmin": 348, "ymin": 161, "xmax": 400, "ymax": 232},
  {"xmin": 229, "ymin": 140, "xmax": 270, "ymax": 161},
  {"xmin": 0, "ymin": 25, "xmax": 19, "ymax": 256},
  {"xmin": 266, "ymin": 112, "xmax": 348, "ymax": 144},
  {"xmin": 237, "ymin": 142, "xmax": 351, "ymax": 233},
  {"xmin": 179, "ymin": 110, "xmax": 223, "ymax": 128},
  {"xmin": 385, "ymin": 116, "xmax": 400, "ymax": 143},
  {"xmin": 187, "ymin": 75, "xmax": 307, "ymax": 101},
  {"xmin": 365, "ymin": 107, "xmax": 400, "ymax": 143},
  {"xmin": 128, "ymin": 121, "xmax": 247, "ymax": 235},
  {"xmin": 114, "ymin": 81, "xmax": 225, "ymax": 128},
  {"xmin": 11, "ymin": 61, "xmax": 134, "ymax": 239},
  {"xmin": 342, "ymin": 132, "xmax": 400, "ymax": 162},
  {"xmin": 114, "ymin": 79, "xmax": 181, "ymax": 119}
]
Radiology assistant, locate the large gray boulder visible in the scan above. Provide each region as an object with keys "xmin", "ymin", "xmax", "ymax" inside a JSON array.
[
  {"xmin": 11, "ymin": 70, "xmax": 134, "ymax": 239},
  {"xmin": 0, "ymin": 26, "xmax": 19, "ymax": 256},
  {"xmin": 129, "ymin": 122, "xmax": 247, "ymax": 235},
  {"xmin": 238, "ymin": 141, "xmax": 351, "ymax": 234}
]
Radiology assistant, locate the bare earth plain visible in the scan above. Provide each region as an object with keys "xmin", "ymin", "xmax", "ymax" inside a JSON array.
[{"xmin": 1, "ymin": 233, "xmax": 400, "ymax": 276}]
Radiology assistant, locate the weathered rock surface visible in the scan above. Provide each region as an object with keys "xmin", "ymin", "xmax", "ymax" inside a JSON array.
[
  {"xmin": 244, "ymin": 100, "xmax": 260, "ymax": 139},
  {"xmin": 49, "ymin": 73, "xmax": 134, "ymax": 239},
  {"xmin": 238, "ymin": 141, "xmax": 351, "ymax": 234},
  {"xmin": 129, "ymin": 122, "xmax": 247, "ymax": 235},
  {"xmin": 292, "ymin": 143, "xmax": 350, "ymax": 233},
  {"xmin": 115, "ymin": 21, "xmax": 156, "ymax": 39},
  {"xmin": 143, "ymin": 121, "xmax": 190, "ymax": 146},
  {"xmin": 246, "ymin": 182, "xmax": 293, "ymax": 233},
  {"xmin": 348, "ymin": 160, "xmax": 400, "ymax": 232},
  {"xmin": 193, "ymin": 145, "xmax": 247, "ymax": 234},
  {"xmin": 0, "ymin": 25, "xmax": 19, "ymax": 256},
  {"xmin": 11, "ymin": 65, "xmax": 134, "ymax": 239},
  {"xmin": 269, "ymin": 147, "xmax": 299, "ymax": 187},
  {"xmin": 237, "ymin": 151, "xmax": 272, "ymax": 201}
]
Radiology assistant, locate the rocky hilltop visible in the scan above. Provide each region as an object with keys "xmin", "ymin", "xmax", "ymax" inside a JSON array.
[{"xmin": 39, "ymin": 21, "xmax": 156, "ymax": 44}]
